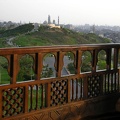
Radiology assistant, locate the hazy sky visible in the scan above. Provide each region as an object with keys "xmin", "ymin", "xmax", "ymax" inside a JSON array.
[{"xmin": 0, "ymin": 0, "xmax": 120, "ymax": 25}]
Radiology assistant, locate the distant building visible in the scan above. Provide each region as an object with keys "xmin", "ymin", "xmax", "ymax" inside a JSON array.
[
  {"xmin": 43, "ymin": 20, "xmax": 48, "ymax": 25},
  {"xmin": 64, "ymin": 24, "xmax": 74, "ymax": 30},
  {"xmin": 90, "ymin": 25, "xmax": 95, "ymax": 33},
  {"xmin": 53, "ymin": 20, "xmax": 55, "ymax": 24},
  {"xmin": 58, "ymin": 16, "xmax": 59, "ymax": 25},
  {"xmin": 47, "ymin": 24, "xmax": 60, "ymax": 29},
  {"xmin": 48, "ymin": 15, "xmax": 51, "ymax": 24},
  {"xmin": 0, "ymin": 21, "xmax": 19, "ymax": 30},
  {"xmin": 99, "ymin": 34, "xmax": 104, "ymax": 38},
  {"xmin": 33, "ymin": 23, "xmax": 40, "ymax": 31},
  {"xmin": 46, "ymin": 15, "xmax": 60, "ymax": 29}
]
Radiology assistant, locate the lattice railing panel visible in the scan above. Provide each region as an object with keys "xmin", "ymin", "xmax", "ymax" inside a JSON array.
[
  {"xmin": 88, "ymin": 75, "xmax": 101, "ymax": 98},
  {"xmin": 50, "ymin": 80, "xmax": 68, "ymax": 106},
  {"xmin": 2, "ymin": 87, "xmax": 24, "ymax": 118}
]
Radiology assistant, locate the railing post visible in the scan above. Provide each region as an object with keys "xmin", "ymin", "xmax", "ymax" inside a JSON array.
[
  {"xmin": 10, "ymin": 54, "xmax": 18, "ymax": 84},
  {"xmin": 106, "ymin": 48, "xmax": 112, "ymax": 70},
  {"xmin": 24, "ymin": 85, "xmax": 29, "ymax": 113},
  {"xmin": 100, "ymin": 75, "xmax": 104, "ymax": 95},
  {"xmin": 0, "ymin": 90, "xmax": 2, "ymax": 119},
  {"xmin": 46, "ymin": 83, "xmax": 51, "ymax": 107},
  {"xmin": 83, "ymin": 77, "xmax": 88, "ymax": 99},
  {"xmin": 67, "ymin": 78, "xmax": 71, "ymax": 103},
  {"xmin": 113, "ymin": 48, "xmax": 118, "ymax": 69},
  {"xmin": 92, "ymin": 50, "xmax": 97, "ymax": 73},
  {"xmin": 35, "ymin": 53, "xmax": 43, "ymax": 80},
  {"xmin": 56, "ymin": 51, "xmax": 63, "ymax": 77},
  {"xmin": 76, "ymin": 50, "xmax": 82, "ymax": 74}
]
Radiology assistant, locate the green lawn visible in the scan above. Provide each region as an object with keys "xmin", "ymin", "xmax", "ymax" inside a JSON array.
[
  {"xmin": 0, "ymin": 68, "xmax": 10, "ymax": 84},
  {"xmin": 28, "ymin": 87, "xmax": 46, "ymax": 110}
]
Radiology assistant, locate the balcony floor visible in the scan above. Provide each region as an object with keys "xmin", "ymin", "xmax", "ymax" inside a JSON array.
[{"xmin": 81, "ymin": 112, "xmax": 120, "ymax": 120}]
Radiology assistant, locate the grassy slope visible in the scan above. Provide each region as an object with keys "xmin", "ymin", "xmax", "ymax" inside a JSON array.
[
  {"xmin": 13, "ymin": 26, "xmax": 111, "ymax": 47},
  {"xmin": 0, "ymin": 23, "xmax": 34, "ymax": 37},
  {"xmin": 0, "ymin": 23, "xmax": 34, "ymax": 48},
  {"xmin": 0, "ymin": 24, "xmax": 111, "ymax": 48}
]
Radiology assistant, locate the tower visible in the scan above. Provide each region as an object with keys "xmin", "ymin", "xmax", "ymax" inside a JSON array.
[
  {"xmin": 53, "ymin": 20, "xmax": 55, "ymax": 24},
  {"xmin": 92, "ymin": 25, "xmax": 95, "ymax": 33},
  {"xmin": 58, "ymin": 16, "xmax": 59, "ymax": 25},
  {"xmin": 48, "ymin": 15, "xmax": 51, "ymax": 24}
]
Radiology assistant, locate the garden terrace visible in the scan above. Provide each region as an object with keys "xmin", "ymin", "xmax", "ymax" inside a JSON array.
[{"xmin": 0, "ymin": 43, "xmax": 120, "ymax": 120}]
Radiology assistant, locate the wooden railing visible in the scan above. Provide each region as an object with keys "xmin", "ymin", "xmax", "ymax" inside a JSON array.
[{"xmin": 0, "ymin": 43, "xmax": 120, "ymax": 120}]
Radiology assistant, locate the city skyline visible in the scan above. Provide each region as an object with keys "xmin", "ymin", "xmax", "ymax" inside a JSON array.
[{"xmin": 0, "ymin": 0, "xmax": 120, "ymax": 26}]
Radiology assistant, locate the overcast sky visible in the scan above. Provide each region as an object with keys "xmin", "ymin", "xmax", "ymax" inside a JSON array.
[{"xmin": 0, "ymin": 0, "xmax": 120, "ymax": 26}]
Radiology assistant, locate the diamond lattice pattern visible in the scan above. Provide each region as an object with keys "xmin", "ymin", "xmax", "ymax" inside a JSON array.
[
  {"xmin": 88, "ymin": 75, "xmax": 101, "ymax": 98},
  {"xmin": 51, "ymin": 80, "xmax": 68, "ymax": 106},
  {"xmin": 2, "ymin": 87, "xmax": 24, "ymax": 117}
]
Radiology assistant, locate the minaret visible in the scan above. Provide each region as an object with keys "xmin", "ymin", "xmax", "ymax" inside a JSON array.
[
  {"xmin": 92, "ymin": 25, "xmax": 95, "ymax": 33},
  {"xmin": 58, "ymin": 16, "xmax": 59, "ymax": 25},
  {"xmin": 48, "ymin": 15, "xmax": 51, "ymax": 24},
  {"xmin": 53, "ymin": 20, "xmax": 55, "ymax": 24}
]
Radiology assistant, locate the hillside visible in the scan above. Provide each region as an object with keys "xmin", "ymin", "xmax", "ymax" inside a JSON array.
[
  {"xmin": 0, "ymin": 23, "xmax": 34, "ymax": 37},
  {"xmin": 0, "ymin": 24, "xmax": 111, "ymax": 48}
]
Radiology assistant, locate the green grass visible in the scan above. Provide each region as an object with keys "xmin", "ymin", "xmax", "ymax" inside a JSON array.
[
  {"xmin": 13, "ymin": 29, "xmax": 111, "ymax": 47},
  {"xmin": 0, "ymin": 68, "xmax": 10, "ymax": 84},
  {"xmin": 0, "ymin": 38, "xmax": 10, "ymax": 48},
  {"xmin": 0, "ymin": 56, "xmax": 10, "ymax": 84},
  {"xmin": 14, "ymin": 35, "xmax": 51, "ymax": 47},
  {"xmin": 28, "ymin": 88, "xmax": 46, "ymax": 110},
  {"xmin": 82, "ymin": 33, "xmax": 111, "ymax": 43}
]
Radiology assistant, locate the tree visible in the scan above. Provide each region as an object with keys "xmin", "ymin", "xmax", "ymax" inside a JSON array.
[
  {"xmin": 17, "ymin": 54, "xmax": 35, "ymax": 81},
  {"xmin": 67, "ymin": 63, "xmax": 76, "ymax": 74},
  {"xmin": 41, "ymin": 64, "xmax": 53, "ymax": 78}
]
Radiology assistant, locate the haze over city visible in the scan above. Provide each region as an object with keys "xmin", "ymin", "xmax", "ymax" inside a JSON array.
[{"xmin": 0, "ymin": 0, "xmax": 120, "ymax": 26}]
